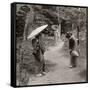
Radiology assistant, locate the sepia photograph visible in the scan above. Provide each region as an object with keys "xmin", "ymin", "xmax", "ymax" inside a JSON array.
[{"xmin": 13, "ymin": 3, "xmax": 88, "ymax": 86}]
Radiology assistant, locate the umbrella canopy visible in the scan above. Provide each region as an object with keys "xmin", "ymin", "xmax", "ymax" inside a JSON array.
[{"xmin": 27, "ymin": 24, "xmax": 48, "ymax": 39}]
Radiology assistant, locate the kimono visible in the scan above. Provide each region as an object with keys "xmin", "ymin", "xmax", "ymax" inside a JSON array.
[
  {"xmin": 69, "ymin": 35, "xmax": 79, "ymax": 67},
  {"xmin": 32, "ymin": 37, "xmax": 46, "ymax": 73}
]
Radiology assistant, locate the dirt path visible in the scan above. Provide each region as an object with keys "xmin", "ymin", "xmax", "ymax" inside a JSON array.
[{"xmin": 28, "ymin": 41, "xmax": 86, "ymax": 85}]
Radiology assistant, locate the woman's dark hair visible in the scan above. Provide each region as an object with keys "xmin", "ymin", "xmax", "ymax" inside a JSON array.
[
  {"xmin": 35, "ymin": 33, "xmax": 42, "ymax": 39},
  {"xmin": 32, "ymin": 38, "xmax": 37, "ymax": 45},
  {"xmin": 66, "ymin": 32, "xmax": 72, "ymax": 39}
]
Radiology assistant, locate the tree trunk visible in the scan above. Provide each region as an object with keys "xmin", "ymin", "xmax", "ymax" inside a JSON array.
[{"xmin": 23, "ymin": 6, "xmax": 34, "ymax": 41}]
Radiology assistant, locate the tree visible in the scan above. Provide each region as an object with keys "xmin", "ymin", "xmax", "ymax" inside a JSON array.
[
  {"xmin": 16, "ymin": 5, "xmax": 31, "ymax": 38},
  {"xmin": 16, "ymin": 5, "xmax": 87, "ymax": 40}
]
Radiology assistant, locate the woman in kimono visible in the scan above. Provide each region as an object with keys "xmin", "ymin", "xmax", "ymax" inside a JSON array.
[
  {"xmin": 32, "ymin": 33, "xmax": 46, "ymax": 76},
  {"xmin": 66, "ymin": 32, "xmax": 79, "ymax": 68}
]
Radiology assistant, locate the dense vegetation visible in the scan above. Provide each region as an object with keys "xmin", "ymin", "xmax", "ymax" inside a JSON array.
[
  {"xmin": 16, "ymin": 4, "xmax": 87, "ymax": 39},
  {"xmin": 16, "ymin": 4, "xmax": 87, "ymax": 86}
]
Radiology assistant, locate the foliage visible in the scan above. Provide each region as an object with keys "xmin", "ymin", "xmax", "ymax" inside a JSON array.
[
  {"xmin": 16, "ymin": 4, "xmax": 87, "ymax": 85},
  {"xmin": 16, "ymin": 5, "xmax": 87, "ymax": 38}
]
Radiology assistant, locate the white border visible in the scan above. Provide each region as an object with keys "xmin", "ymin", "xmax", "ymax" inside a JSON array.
[{"xmin": 0, "ymin": 0, "xmax": 89, "ymax": 90}]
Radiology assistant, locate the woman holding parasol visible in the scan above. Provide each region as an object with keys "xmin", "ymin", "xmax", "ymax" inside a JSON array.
[{"xmin": 28, "ymin": 25, "xmax": 48, "ymax": 76}]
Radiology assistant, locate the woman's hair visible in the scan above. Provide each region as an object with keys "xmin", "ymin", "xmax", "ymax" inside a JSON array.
[
  {"xmin": 66, "ymin": 32, "xmax": 72, "ymax": 39},
  {"xmin": 32, "ymin": 33, "xmax": 42, "ymax": 45},
  {"xmin": 36, "ymin": 33, "xmax": 42, "ymax": 39},
  {"xmin": 32, "ymin": 38, "xmax": 37, "ymax": 45}
]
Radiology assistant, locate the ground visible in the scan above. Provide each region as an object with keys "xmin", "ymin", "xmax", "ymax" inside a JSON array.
[{"xmin": 27, "ymin": 40, "xmax": 87, "ymax": 85}]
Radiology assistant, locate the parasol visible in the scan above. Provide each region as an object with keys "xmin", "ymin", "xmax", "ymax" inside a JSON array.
[{"xmin": 27, "ymin": 24, "xmax": 48, "ymax": 39}]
